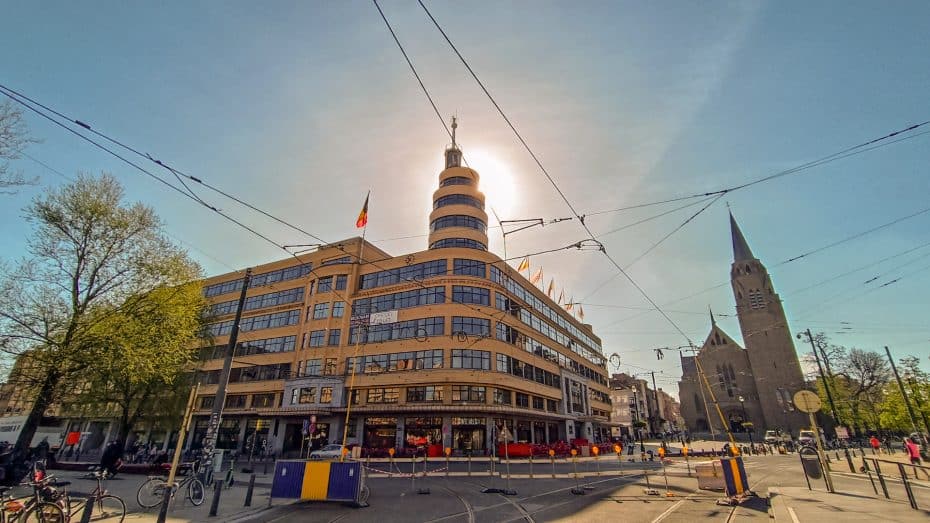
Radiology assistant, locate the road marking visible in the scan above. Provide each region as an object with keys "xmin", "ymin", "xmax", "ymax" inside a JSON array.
[
  {"xmin": 441, "ymin": 485, "xmax": 475, "ymax": 523},
  {"xmin": 650, "ymin": 500, "xmax": 684, "ymax": 523},
  {"xmin": 787, "ymin": 506, "xmax": 801, "ymax": 523}
]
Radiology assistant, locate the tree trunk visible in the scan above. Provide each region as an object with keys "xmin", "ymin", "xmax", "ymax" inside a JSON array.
[{"xmin": 13, "ymin": 370, "xmax": 59, "ymax": 456}]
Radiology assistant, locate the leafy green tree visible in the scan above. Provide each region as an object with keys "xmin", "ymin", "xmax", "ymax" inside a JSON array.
[
  {"xmin": 61, "ymin": 283, "xmax": 206, "ymax": 444},
  {"xmin": 0, "ymin": 173, "xmax": 201, "ymax": 456}
]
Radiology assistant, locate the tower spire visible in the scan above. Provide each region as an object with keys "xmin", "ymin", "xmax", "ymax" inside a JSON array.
[
  {"xmin": 451, "ymin": 116, "xmax": 457, "ymax": 147},
  {"xmin": 709, "ymin": 305, "xmax": 716, "ymax": 327},
  {"xmin": 444, "ymin": 116, "xmax": 462, "ymax": 168},
  {"xmin": 729, "ymin": 211, "xmax": 755, "ymax": 262}
]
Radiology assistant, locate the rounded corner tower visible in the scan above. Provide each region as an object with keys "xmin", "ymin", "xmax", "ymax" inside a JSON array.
[{"xmin": 427, "ymin": 118, "xmax": 489, "ymax": 251}]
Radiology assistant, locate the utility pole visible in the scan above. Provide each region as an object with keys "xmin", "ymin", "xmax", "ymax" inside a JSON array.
[
  {"xmin": 650, "ymin": 371, "xmax": 662, "ymax": 437},
  {"xmin": 885, "ymin": 346, "xmax": 926, "ymax": 447},
  {"xmin": 201, "ymin": 268, "xmax": 252, "ymax": 472},
  {"xmin": 801, "ymin": 330, "xmax": 842, "ymax": 427}
]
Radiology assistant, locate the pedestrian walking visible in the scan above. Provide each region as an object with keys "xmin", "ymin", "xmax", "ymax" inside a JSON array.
[{"xmin": 869, "ymin": 435, "xmax": 881, "ymax": 455}]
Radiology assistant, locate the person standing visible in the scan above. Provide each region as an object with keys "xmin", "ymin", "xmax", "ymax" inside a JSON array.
[{"xmin": 869, "ymin": 435, "xmax": 881, "ymax": 455}]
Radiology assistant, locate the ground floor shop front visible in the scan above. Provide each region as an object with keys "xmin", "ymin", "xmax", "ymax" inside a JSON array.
[{"xmin": 185, "ymin": 411, "xmax": 610, "ymax": 458}]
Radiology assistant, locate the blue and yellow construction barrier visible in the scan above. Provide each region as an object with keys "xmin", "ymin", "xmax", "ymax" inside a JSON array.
[
  {"xmin": 720, "ymin": 456, "xmax": 749, "ymax": 497},
  {"xmin": 271, "ymin": 460, "xmax": 366, "ymax": 504}
]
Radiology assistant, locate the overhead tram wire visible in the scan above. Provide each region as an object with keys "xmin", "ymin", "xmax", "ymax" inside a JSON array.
[
  {"xmin": 0, "ymin": 86, "xmax": 613, "ymax": 368},
  {"xmin": 414, "ymin": 1, "xmax": 930, "ymax": 346}
]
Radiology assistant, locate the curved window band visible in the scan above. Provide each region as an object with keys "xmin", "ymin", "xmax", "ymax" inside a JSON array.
[
  {"xmin": 430, "ymin": 238, "xmax": 487, "ymax": 251},
  {"xmin": 430, "ymin": 215, "xmax": 487, "ymax": 234},
  {"xmin": 434, "ymin": 194, "xmax": 484, "ymax": 211},
  {"xmin": 440, "ymin": 176, "xmax": 473, "ymax": 187}
]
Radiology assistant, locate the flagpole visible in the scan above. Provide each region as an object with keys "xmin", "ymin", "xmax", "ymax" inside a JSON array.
[{"xmin": 341, "ymin": 190, "xmax": 369, "ymax": 460}]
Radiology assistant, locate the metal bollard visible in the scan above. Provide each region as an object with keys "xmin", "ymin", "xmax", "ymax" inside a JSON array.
[
  {"xmin": 263, "ymin": 461, "xmax": 268, "ymax": 475},
  {"xmin": 209, "ymin": 480, "xmax": 223, "ymax": 517},
  {"xmin": 244, "ymin": 473, "xmax": 256, "ymax": 507},
  {"xmin": 874, "ymin": 461, "xmax": 890, "ymax": 499},
  {"xmin": 898, "ymin": 463, "xmax": 919, "ymax": 510},
  {"xmin": 528, "ymin": 455, "xmax": 533, "ymax": 479},
  {"xmin": 79, "ymin": 495, "xmax": 96, "ymax": 523}
]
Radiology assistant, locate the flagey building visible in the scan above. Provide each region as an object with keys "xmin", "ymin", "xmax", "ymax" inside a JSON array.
[
  {"xmin": 189, "ymin": 130, "xmax": 611, "ymax": 457},
  {"xmin": 678, "ymin": 214, "xmax": 808, "ymax": 437}
]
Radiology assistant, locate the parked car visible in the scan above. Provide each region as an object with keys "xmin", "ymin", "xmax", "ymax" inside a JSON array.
[
  {"xmin": 764, "ymin": 430, "xmax": 790, "ymax": 445},
  {"xmin": 309, "ymin": 444, "xmax": 348, "ymax": 460},
  {"xmin": 798, "ymin": 430, "xmax": 816, "ymax": 447}
]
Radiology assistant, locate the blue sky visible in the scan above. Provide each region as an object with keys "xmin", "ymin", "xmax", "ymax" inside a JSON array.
[{"xmin": 2, "ymin": 1, "xmax": 929, "ymax": 393}]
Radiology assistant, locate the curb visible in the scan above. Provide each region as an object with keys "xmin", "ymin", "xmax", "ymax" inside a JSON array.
[{"xmin": 766, "ymin": 487, "xmax": 791, "ymax": 522}]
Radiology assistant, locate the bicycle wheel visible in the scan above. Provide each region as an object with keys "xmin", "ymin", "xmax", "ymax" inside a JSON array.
[
  {"xmin": 187, "ymin": 479, "xmax": 205, "ymax": 506},
  {"xmin": 136, "ymin": 478, "xmax": 168, "ymax": 509},
  {"xmin": 22, "ymin": 502, "xmax": 66, "ymax": 523},
  {"xmin": 90, "ymin": 495, "xmax": 125, "ymax": 522}
]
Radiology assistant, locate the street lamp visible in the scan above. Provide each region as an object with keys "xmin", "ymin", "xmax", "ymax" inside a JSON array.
[
  {"xmin": 738, "ymin": 395, "xmax": 754, "ymax": 449},
  {"xmin": 631, "ymin": 387, "xmax": 645, "ymax": 453}
]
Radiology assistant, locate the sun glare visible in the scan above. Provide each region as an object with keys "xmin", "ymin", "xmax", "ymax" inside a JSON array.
[{"xmin": 465, "ymin": 148, "xmax": 517, "ymax": 218}]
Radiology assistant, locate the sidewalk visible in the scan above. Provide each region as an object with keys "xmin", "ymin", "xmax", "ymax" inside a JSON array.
[{"xmin": 769, "ymin": 464, "xmax": 930, "ymax": 522}]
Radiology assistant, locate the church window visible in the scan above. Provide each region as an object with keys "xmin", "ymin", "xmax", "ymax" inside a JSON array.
[
  {"xmin": 748, "ymin": 289, "xmax": 765, "ymax": 310},
  {"xmin": 745, "ymin": 265, "xmax": 751, "ymax": 273},
  {"xmin": 694, "ymin": 394, "xmax": 702, "ymax": 411}
]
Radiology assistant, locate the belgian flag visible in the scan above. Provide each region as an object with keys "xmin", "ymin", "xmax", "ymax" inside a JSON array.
[{"xmin": 356, "ymin": 193, "xmax": 370, "ymax": 228}]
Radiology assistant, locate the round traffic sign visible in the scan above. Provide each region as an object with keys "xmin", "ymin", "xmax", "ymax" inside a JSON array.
[{"xmin": 793, "ymin": 390, "xmax": 822, "ymax": 413}]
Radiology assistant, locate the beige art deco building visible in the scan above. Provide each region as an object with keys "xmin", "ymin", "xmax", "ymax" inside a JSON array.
[{"xmin": 188, "ymin": 130, "xmax": 611, "ymax": 457}]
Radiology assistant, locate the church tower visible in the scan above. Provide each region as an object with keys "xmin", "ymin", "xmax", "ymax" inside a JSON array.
[{"xmin": 729, "ymin": 212, "xmax": 808, "ymax": 434}]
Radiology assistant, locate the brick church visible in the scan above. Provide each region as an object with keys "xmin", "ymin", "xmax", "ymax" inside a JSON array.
[{"xmin": 678, "ymin": 213, "xmax": 809, "ymax": 436}]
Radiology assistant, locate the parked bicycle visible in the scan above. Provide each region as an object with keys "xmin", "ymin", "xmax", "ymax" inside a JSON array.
[
  {"xmin": 136, "ymin": 461, "xmax": 205, "ymax": 509},
  {"xmin": 0, "ymin": 475, "xmax": 66, "ymax": 522},
  {"xmin": 41, "ymin": 469, "xmax": 125, "ymax": 522}
]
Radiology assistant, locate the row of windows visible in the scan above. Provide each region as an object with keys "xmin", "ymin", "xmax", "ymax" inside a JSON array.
[
  {"xmin": 203, "ymin": 264, "xmax": 313, "ymax": 297},
  {"xmin": 299, "ymin": 357, "xmax": 339, "ymax": 377},
  {"xmin": 440, "ymin": 176, "xmax": 472, "ymax": 187},
  {"xmin": 321, "ymin": 256, "xmax": 352, "ymax": 266},
  {"xmin": 349, "ymin": 316, "xmax": 445, "ymax": 344},
  {"xmin": 314, "ymin": 275, "xmax": 347, "ymax": 294},
  {"xmin": 495, "ymin": 322, "xmax": 606, "ymax": 386},
  {"xmin": 197, "ymin": 363, "xmax": 291, "ymax": 385},
  {"xmin": 430, "ymin": 215, "xmax": 487, "ymax": 234},
  {"xmin": 351, "ymin": 385, "xmax": 560, "ymax": 411},
  {"xmin": 451, "ymin": 349, "xmax": 490, "ymax": 370},
  {"xmin": 495, "ymin": 353, "xmax": 562, "ymax": 389},
  {"xmin": 199, "ymin": 392, "xmax": 277, "ymax": 410},
  {"xmin": 210, "ymin": 287, "xmax": 305, "ymax": 316},
  {"xmin": 490, "ymin": 265, "xmax": 603, "ymax": 361},
  {"xmin": 291, "ymin": 386, "xmax": 335, "ymax": 405},
  {"xmin": 434, "ymin": 194, "xmax": 483, "ymax": 210},
  {"xmin": 351, "ymin": 287, "xmax": 444, "ymax": 316},
  {"xmin": 429, "ymin": 238, "xmax": 487, "ymax": 251},
  {"xmin": 207, "ymin": 309, "xmax": 300, "ymax": 336},
  {"xmin": 346, "ymin": 349, "xmax": 444, "ymax": 374},
  {"xmin": 199, "ymin": 335, "xmax": 297, "ymax": 360},
  {"xmin": 359, "ymin": 260, "xmax": 448, "ymax": 290},
  {"xmin": 451, "ymin": 316, "xmax": 491, "ymax": 337}
]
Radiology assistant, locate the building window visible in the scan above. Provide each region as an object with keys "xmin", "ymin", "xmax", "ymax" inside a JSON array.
[
  {"xmin": 407, "ymin": 386, "xmax": 444, "ymax": 403},
  {"xmin": 452, "ymin": 286, "xmax": 490, "ymax": 306},
  {"xmin": 451, "ymin": 316, "xmax": 491, "ymax": 337},
  {"xmin": 303, "ymin": 359, "xmax": 321, "ymax": 376},
  {"xmin": 434, "ymin": 194, "xmax": 483, "ymax": 210},
  {"xmin": 352, "ymin": 287, "xmax": 445, "ymax": 315},
  {"xmin": 429, "ymin": 238, "xmax": 487, "ymax": 251},
  {"xmin": 532, "ymin": 396, "xmax": 544, "ymax": 410},
  {"xmin": 452, "ymin": 385, "xmax": 486, "ymax": 403},
  {"xmin": 328, "ymin": 329, "xmax": 342, "ymax": 346},
  {"xmin": 324, "ymin": 358, "xmax": 338, "ymax": 376},
  {"xmin": 350, "ymin": 316, "xmax": 445, "ymax": 344},
  {"xmin": 546, "ymin": 399, "xmax": 559, "ymax": 413},
  {"xmin": 199, "ymin": 396, "xmax": 215, "ymax": 409},
  {"xmin": 312, "ymin": 302, "xmax": 330, "ymax": 319},
  {"xmin": 251, "ymin": 393, "xmax": 276, "ymax": 408},
  {"xmin": 493, "ymin": 389, "xmax": 512, "ymax": 405},
  {"xmin": 299, "ymin": 387, "xmax": 316, "ymax": 404},
  {"xmin": 430, "ymin": 215, "xmax": 487, "ymax": 234},
  {"xmin": 367, "ymin": 388, "xmax": 399, "ymax": 404},
  {"xmin": 308, "ymin": 330, "xmax": 326, "ymax": 347},
  {"xmin": 359, "ymin": 260, "xmax": 448, "ymax": 290},
  {"xmin": 332, "ymin": 301, "xmax": 345, "ymax": 318},
  {"xmin": 320, "ymin": 387, "xmax": 333, "ymax": 404},
  {"xmin": 290, "ymin": 389, "xmax": 299, "ymax": 405},
  {"xmin": 453, "ymin": 259, "xmax": 486, "ymax": 277},
  {"xmin": 748, "ymin": 289, "xmax": 765, "ymax": 310},
  {"xmin": 225, "ymin": 395, "xmax": 247, "ymax": 409},
  {"xmin": 451, "ymin": 349, "xmax": 490, "ymax": 370},
  {"xmin": 317, "ymin": 276, "xmax": 334, "ymax": 293},
  {"xmin": 335, "ymin": 275, "xmax": 348, "ymax": 291},
  {"xmin": 440, "ymin": 176, "xmax": 472, "ymax": 187},
  {"xmin": 516, "ymin": 393, "xmax": 529, "ymax": 408}
]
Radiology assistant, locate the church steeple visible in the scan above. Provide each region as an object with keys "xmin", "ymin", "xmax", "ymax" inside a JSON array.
[{"xmin": 729, "ymin": 211, "xmax": 755, "ymax": 262}]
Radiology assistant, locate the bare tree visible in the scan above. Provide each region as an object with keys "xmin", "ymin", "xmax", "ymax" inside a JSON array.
[
  {"xmin": 834, "ymin": 348, "xmax": 892, "ymax": 431},
  {"xmin": 0, "ymin": 100, "xmax": 38, "ymax": 193}
]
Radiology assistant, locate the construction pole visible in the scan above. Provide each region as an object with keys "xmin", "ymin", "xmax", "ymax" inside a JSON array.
[
  {"xmin": 885, "ymin": 346, "xmax": 926, "ymax": 447},
  {"xmin": 202, "ymin": 268, "xmax": 252, "ymax": 471},
  {"xmin": 803, "ymin": 330, "xmax": 842, "ymax": 427},
  {"xmin": 157, "ymin": 384, "xmax": 200, "ymax": 523},
  {"xmin": 689, "ymin": 344, "xmax": 717, "ymax": 440},
  {"xmin": 650, "ymin": 372, "xmax": 662, "ymax": 438}
]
